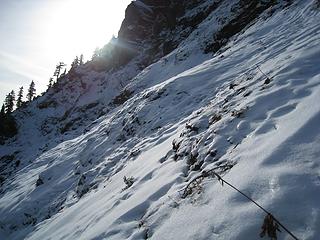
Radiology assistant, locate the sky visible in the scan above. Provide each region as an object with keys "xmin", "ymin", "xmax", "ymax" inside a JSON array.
[{"xmin": 0, "ymin": 0, "xmax": 132, "ymax": 105}]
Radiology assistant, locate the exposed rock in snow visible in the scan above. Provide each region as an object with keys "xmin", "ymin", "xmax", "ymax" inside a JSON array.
[{"xmin": 0, "ymin": 1, "xmax": 320, "ymax": 239}]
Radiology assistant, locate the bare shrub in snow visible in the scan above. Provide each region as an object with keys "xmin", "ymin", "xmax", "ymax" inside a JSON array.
[
  {"xmin": 123, "ymin": 176, "xmax": 134, "ymax": 190},
  {"xmin": 36, "ymin": 176, "xmax": 44, "ymax": 187}
]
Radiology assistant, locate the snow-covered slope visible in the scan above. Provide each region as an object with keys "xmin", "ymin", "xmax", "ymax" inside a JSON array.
[{"xmin": 1, "ymin": 0, "xmax": 320, "ymax": 239}]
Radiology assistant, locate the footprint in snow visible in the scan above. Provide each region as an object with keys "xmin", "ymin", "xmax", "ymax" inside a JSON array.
[
  {"xmin": 270, "ymin": 103, "xmax": 297, "ymax": 118},
  {"xmin": 255, "ymin": 121, "xmax": 277, "ymax": 135}
]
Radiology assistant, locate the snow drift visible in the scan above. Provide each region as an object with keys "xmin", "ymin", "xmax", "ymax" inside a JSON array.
[{"xmin": 0, "ymin": 0, "xmax": 320, "ymax": 239}]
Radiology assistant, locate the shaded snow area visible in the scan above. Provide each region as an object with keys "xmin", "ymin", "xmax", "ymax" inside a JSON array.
[{"xmin": 1, "ymin": 1, "xmax": 320, "ymax": 239}]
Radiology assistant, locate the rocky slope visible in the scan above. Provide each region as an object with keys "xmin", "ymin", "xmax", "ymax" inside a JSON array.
[{"xmin": 1, "ymin": 0, "xmax": 320, "ymax": 239}]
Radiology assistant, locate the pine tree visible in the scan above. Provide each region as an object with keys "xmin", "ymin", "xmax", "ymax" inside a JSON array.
[
  {"xmin": 69, "ymin": 55, "xmax": 86, "ymax": 73},
  {"xmin": 0, "ymin": 102, "xmax": 17, "ymax": 141},
  {"xmin": 0, "ymin": 104, "xmax": 5, "ymax": 116},
  {"xmin": 60, "ymin": 68, "xmax": 67, "ymax": 78},
  {"xmin": 4, "ymin": 90, "xmax": 15, "ymax": 113},
  {"xmin": 10, "ymin": 90, "xmax": 15, "ymax": 105},
  {"xmin": 54, "ymin": 62, "xmax": 66, "ymax": 80},
  {"xmin": 53, "ymin": 68, "xmax": 59, "ymax": 80},
  {"xmin": 27, "ymin": 80, "xmax": 36, "ymax": 102},
  {"xmin": 16, "ymin": 86, "xmax": 24, "ymax": 108},
  {"xmin": 71, "ymin": 56, "xmax": 79, "ymax": 70},
  {"xmin": 79, "ymin": 54, "xmax": 84, "ymax": 65},
  {"xmin": 70, "ymin": 56, "xmax": 79, "ymax": 71},
  {"xmin": 48, "ymin": 78, "xmax": 53, "ymax": 88}
]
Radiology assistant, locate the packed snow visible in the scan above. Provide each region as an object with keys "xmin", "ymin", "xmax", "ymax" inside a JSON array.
[{"xmin": 0, "ymin": 0, "xmax": 320, "ymax": 240}]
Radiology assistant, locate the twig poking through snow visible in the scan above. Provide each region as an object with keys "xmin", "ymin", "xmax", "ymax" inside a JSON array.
[{"xmin": 256, "ymin": 65, "xmax": 272, "ymax": 84}]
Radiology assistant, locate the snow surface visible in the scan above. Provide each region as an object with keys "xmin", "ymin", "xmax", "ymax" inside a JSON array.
[{"xmin": 1, "ymin": 0, "xmax": 320, "ymax": 239}]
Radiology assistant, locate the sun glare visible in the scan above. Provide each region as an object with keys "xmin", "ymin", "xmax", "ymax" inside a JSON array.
[
  {"xmin": 0, "ymin": 0, "xmax": 131, "ymax": 102},
  {"xmin": 44, "ymin": 0, "xmax": 130, "ymax": 65}
]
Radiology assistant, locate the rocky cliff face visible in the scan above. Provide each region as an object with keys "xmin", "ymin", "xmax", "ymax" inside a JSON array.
[{"xmin": 117, "ymin": 0, "xmax": 287, "ymax": 67}]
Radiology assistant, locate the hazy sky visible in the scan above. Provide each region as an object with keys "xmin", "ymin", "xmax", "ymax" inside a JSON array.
[{"xmin": 0, "ymin": 0, "xmax": 132, "ymax": 104}]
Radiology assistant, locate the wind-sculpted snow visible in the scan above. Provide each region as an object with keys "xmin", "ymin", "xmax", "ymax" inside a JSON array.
[{"xmin": 0, "ymin": 1, "xmax": 320, "ymax": 240}]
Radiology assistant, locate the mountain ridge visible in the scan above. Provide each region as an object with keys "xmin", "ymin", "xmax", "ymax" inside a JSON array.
[{"xmin": 1, "ymin": 0, "xmax": 320, "ymax": 239}]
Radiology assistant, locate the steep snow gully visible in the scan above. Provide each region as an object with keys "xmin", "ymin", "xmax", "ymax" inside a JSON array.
[{"xmin": 1, "ymin": 0, "xmax": 320, "ymax": 240}]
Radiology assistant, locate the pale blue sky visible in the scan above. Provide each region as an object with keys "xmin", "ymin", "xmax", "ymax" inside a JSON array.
[{"xmin": 0, "ymin": 0, "xmax": 132, "ymax": 105}]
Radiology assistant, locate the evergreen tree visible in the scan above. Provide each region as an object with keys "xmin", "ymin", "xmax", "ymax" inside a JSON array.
[
  {"xmin": 61, "ymin": 68, "xmax": 67, "ymax": 77},
  {"xmin": 27, "ymin": 80, "xmax": 36, "ymax": 102},
  {"xmin": 10, "ymin": 90, "xmax": 15, "ymax": 108},
  {"xmin": 53, "ymin": 68, "xmax": 59, "ymax": 80},
  {"xmin": 71, "ymin": 56, "xmax": 79, "ymax": 69},
  {"xmin": 79, "ymin": 54, "xmax": 84, "ymax": 65},
  {"xmin": 48, "ymin": 78, "xmax": 53, "ymax": 88},
  {"xmin": 0, "ymin": 104, "xmax": 5, "ymax": 116},
  {"xmin": 16, "ymin": 86, "xmax": 24, "ymax": 108},
  {"xmin": 74, "ymin": 56, "xmax": 79, "ymax": 66},
  {"xmin": 0, "ymin": 102, "xmax": 17, "ymax": 142},
  {"xmin": 4, "ymin": 90, "xmax": 15, "ymax": 113},
  {"xmin": 54, "ymin": 62, "xmax": 66, "ymax": 80}
]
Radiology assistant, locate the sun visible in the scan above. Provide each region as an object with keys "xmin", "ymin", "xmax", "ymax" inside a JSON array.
[{"xmin": 43, "ymin": 0, "xmax": 131, "ymax": 66}]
